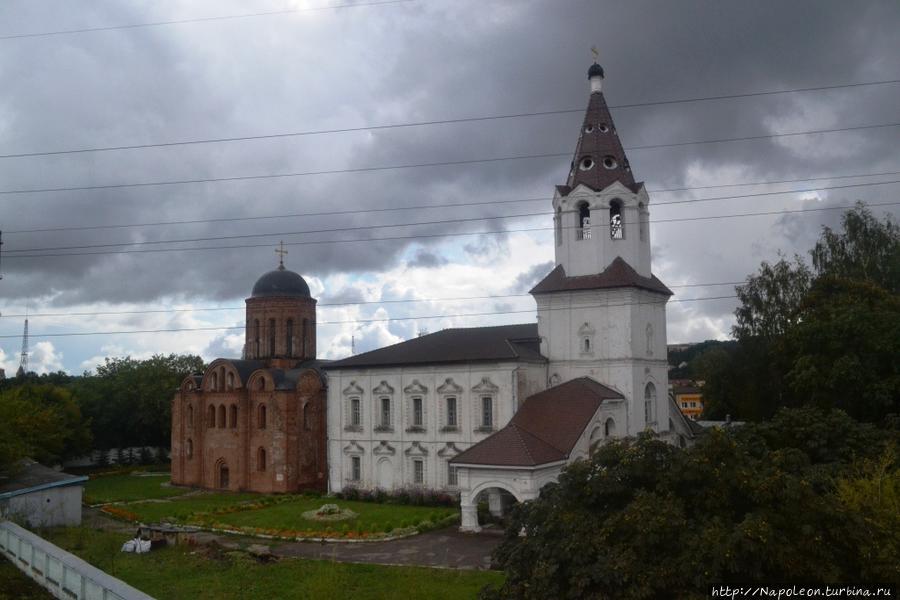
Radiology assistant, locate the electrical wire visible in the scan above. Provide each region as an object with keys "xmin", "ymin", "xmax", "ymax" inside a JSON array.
[
  {"xmin": 0, "ymin": 281, "xmax": 746, "ymax": 320},
  {"xmin": 5, "ymin": 168, "xmax": 900, "ymax": 235},
  {"xmin": 0, "ymin": 294, "xmax": 739, "ymax": 339},
  {"xmin": 4, "ymin": 186, "xmax": 900, "ymax": 256},
  {"xmin": 0, "ymin": 0, "xmax": 414, "ymax": 41},
  {"xmin": 1, "ymin": 122, "xmax": 897, "ymax": 197},
  {"xmin": 0, "ymin": 79, "xmax": 896, "ymax": 160}
]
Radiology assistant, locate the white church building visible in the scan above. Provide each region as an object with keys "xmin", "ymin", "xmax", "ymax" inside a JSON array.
[{"xmin": 323, "ymin": 61, "xmax": 696, "ymax": 531}]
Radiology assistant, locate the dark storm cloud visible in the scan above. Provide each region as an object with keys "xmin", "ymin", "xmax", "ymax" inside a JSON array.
[
  {"xmin": 406, "ymin": 249, "xmax": 448, "ymax": 268},
  {"xmin": 0, "ymin": 0, "xmax": 898, "ymax": 312}
]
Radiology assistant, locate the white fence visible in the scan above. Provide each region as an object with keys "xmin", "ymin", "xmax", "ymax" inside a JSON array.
[{"xmin": 0, "ymin": 521, "xmax": 155, "ymax": 600}]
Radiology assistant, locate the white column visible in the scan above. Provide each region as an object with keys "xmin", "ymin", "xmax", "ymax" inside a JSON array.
[{"xmin": 459, "ymin": 498, "xmax": 481, "ymax": 533}]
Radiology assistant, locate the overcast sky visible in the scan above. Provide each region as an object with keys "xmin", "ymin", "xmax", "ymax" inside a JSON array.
[{"xmin": 0, "ymin": 0, "xmax": 898, "ymax": 375}]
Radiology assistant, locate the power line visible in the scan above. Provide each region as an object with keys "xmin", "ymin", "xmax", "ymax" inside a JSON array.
[
  {"xmin": 0, "ymin": 282, "xmax": 746, "ymax": 320},
  {"xmin": 5, "ymin": 181, "xmax": 900, "ymax": 255},
  {"xmin": 6, "ymin": 168, "xmax": 900, "ymax": 235},
  {"xmin": 5, "ymin": 200, "xmax": 899, "ymax": 260},
  {"xmin": 0, "ymin": 0, "xmax": 414, "ymax": 41},
  {"xmin": 1, "ymin": 122, "xmax": 898, "ymax": 197},
  {"xmin": 0, "ymin": 294, "xmax": 739, "ymax": 339},
  {"xmin": 0, "ymin": 79, "xmax": 897, "ymax": 160}
]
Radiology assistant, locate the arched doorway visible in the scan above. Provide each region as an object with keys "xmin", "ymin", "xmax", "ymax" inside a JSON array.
[
  {"xmin": 461, "ymin": 481, "xmax": 527, "ymax": 532},
  {"xmin": 217, "ymin": 460, "xmax": 230, "ymax": 490}
]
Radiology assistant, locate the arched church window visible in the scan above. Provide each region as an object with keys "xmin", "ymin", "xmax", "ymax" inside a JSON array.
[
  {"xmin": 302, "ymin": 319, "xmax": 309, "ymax": 356},
  {"xmin": 187, "ymin": 404, "xmax": 193, "ymax": 429},
  {"xmin": 207, "ymin": 405, "xmax": 215, "ymax": 428},
  {"xmin": 269, "ymin": 319, "xmax": 276, "ymax": 356},
  {"xmin": 254, "ymin": 319, "xmax": 261, "ymax": 357},
  {"xmin": 218, "ymin": 405, "xmax": 226, "ymax": 428},
  {"xmin": 583, "ymin": 338, "xmax": 591, "ymax": 353},
  {"xmin": 229, "ymin": 405, "xmax": 237, "ymax": 429},
  {"xmin": 209, "ymin": 372, "xmax": 217, "ymax": 391},
  {"xmin": 646, "ymin": 323, "xmax": 654, "ymax": 356},
  {"xmin": 257, "ymin": 447, "xmax": 266, "ymax": 472},
  {"xmin": 644, "ymin": 383, "xmax": 657, "ymax": 426},
  {"xmin": 258, "ymin": 404, "xmax": 267, "ymax": 429},
  {"xmin": 604, "ymin": 417, "xmax": 616, "ymax": 437},
  {"xmin": 576, "ymin": 201, "xmax": 591, "ymax": 240},
  {"xmin": 555, "ymin": 206, "xmax": 562, "ymax": 246},
  {"xmin": 286, "ymin": 319, "xmax": 294, "ymax": 357},
  {"xmin": 303, "ymin": 403, "xmax": 312, "ymax": 430},
  {"xmin": 226, "ymin": 372, "xmax": 235, "ymax": 391},
  {"xmin": 609, "ymin": 199, "xmax": 624, "ymax": 240}
]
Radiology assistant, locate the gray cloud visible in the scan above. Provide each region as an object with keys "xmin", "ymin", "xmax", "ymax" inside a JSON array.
[
  {"xmin": 406, "ymin": 249, "xmax": 448, "ymax": 269},
  {"xmin": 1, "ymin": 0, "xmax": 899, "ymax": 367}
]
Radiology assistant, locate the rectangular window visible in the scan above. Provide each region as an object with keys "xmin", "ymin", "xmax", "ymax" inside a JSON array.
[
  {"xmin": 380, "ymin": 397, "xmax": 391, "ymax": 428},
  {"xmin": 413, "ymin": 397, "xmax": 423, "ymax": 427},
  {"xmin": 413, "ymin": 459, "xmax": 424, "ymax": 485},
  {"xmin": 446, "ymin": 397, "xmax": 457, "ymax": 427},
  {"xmin": 351, "ymin": 456, "xmax": 361, "ymax": 482},
  {"xmin": 350, "ymin": 398, "xmax": 361, "ymax": 426},
  {"xmin": 447, "ymin": 463, "xmax": 458, "ymax": 487},
  {"xmin": 481, "ymin": 396, "xmax": 493, "ymax": 429}
]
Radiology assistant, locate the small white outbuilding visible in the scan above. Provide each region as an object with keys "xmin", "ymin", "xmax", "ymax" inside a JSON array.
[{"xmin": 0, "ymin": 459, "xmax": 87, "ymax": 527}]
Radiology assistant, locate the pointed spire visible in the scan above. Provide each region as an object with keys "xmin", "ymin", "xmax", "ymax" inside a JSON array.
[{"xmin": 563, "ymin": 58, "xmax": 637, "ymax": 193}]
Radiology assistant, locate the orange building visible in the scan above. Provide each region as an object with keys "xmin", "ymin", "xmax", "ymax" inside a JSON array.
[{"xmin": 673, "ymin": 386, "xmax": 703, "ymax": 420}]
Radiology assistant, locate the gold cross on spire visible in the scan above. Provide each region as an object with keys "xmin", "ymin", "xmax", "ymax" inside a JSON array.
[
  {"xmin": 590, "ymin": 45, "xmax": 599, "ymax": 63},
  {"xmin": 275, "ymin": 240, "xmax": 288, "ymax": 270}
]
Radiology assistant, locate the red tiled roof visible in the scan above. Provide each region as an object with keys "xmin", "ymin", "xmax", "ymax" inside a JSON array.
[
  {"xmin": 530, "ymin": 258, "xmax": 672, "ymax": 296},
  {"xmin": 452, "ymin": 377, "xmax": 623, "ymax": 467},
  {"xmin": 564, "ymin": 91, "xmax": 641, "ymax": 194}
]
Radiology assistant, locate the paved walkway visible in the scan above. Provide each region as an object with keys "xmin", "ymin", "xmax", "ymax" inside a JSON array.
[{"xmin": 271, "ymin": 527, "xmax": 503, "ymax": 570}]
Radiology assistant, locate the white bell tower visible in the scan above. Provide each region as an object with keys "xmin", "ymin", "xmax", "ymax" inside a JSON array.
[{"xmin": 531, "ymin": 59, "xmax": 671, "ymax": 437}]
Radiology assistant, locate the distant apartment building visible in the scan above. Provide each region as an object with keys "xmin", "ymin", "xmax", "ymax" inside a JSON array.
[{"xmin": 672, "ymin": 383, "xmax": 703, "ymax": 420}]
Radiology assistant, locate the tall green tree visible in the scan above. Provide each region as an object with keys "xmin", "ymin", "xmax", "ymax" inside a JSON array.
[
  {"xmin": 74, "ymin": 354, "xmax": 203, "ymax": 449},
  {"xmin": 484, "ymin": 409, "xmax": 899, "ymax": 599},
  {"xmin": 0, "ymin": 384, "xmax": 92, "ymax": 473}
]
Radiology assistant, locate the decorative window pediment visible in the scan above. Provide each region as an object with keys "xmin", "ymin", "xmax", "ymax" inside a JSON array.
[
  {"xmin": 437, "ymin": 442, "xmax": 461, "ymax": 458},
  {"xmin": 373, "ymin": 441, "xmax": 396, "ymax": 456},
  {"xmin": 404, "ymin": 441, "xmax": 429, "ymax": 457},
  {"xmin": 578, "ymin": 322, "xmax": 595, "ymax": 336},
  {"xmin": 471, "ymin": 377, "xmax": 499, "ymax": 395},
  {"xmin": 342, "ymin": 381, "xmax": 364, "ymax": 396},
  {"xmin": 373, "ymin": 380, "xmax": 395, "ymax": 395},
  {"xmin": 403, "ymin": 379, "xmax": 428, "ymax": 395},
  {"xmin": 437, "ymin": 378, "xmax": 463, "ymax": 395},
  {"xmin": 343, "ymin": 441, "xmax": 365, "ymax": 456}
]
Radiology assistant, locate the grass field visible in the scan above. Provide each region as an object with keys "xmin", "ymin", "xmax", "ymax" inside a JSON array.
[
  {"xmin": 83, "ymin": 472, "xmax": 185, "ymax": 504},
  {"xmin": 0, "ymin": 557, "xmax": 52, "ymax": 600},
  {"xmin": 43, "ymin": 528, "xmax": 503, "ymax": 600}
]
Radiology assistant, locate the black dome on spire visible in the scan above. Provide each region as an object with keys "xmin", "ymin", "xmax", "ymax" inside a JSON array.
[
  {"xmin": 251, "ymin": 267, "xmax": 310, "ymax": 298},
  {"xmin": 587, "ymin": 62, "xmax": 605, "ymax": 79}
]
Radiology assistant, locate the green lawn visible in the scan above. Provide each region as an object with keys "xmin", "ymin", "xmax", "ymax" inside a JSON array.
[
  {"xmin": 113, "ymin": 493, "xmax": 456, "ymax": 537},
  {"xmin": 44, "ymin": 528, "xmax": 502, "ymax": 600},
  {"xmin": 207, "ymin": 497, "xmax": 457, "ymax": 535},
  {"xmin": 0, "ymin": 557, "xmax": 53, "ymax": 600},
  {"xmin": 84, "ymin": 472, "xmax": 185, "ymax": 504}
]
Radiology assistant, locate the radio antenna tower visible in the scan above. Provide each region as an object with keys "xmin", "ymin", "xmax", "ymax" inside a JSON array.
[{"xmin": 17, "ymin": 309, "xmax": 29, "ymax": 377}]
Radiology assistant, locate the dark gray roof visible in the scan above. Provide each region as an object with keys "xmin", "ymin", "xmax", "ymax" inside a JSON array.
[
  {"xmin": 0, "ymin": 459, "xmax": 87, "ymax": 499},
  {"xmin": 272, "ymin": 360, "xmax": 331, "ymax": 390},
  {"xmin": 209, "ymin": 358, "xmax": 267, "ymax": 386},
  {"xmin": 530, "ymin": 258, "xmax": 672, "ymax": 296},
  {"xmin": 326, "ymin": 324, "xmax": 545, "ymax": 370},
  {"xmin": 251, "ymin": 267, "xmax": 311, "ymax": 298}
]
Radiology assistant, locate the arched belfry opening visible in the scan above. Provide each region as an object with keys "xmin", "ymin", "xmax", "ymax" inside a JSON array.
[
  {"xmin": 576, "ymin": 201, "xmax": 591, "ymax": 240},
  {"xmin": 609, "ymin": 199, "xmax": 624, "ymax": 239}
]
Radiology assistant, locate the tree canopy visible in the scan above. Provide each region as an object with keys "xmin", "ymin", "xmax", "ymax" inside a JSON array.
[
  {"xmin": 484, "ymin": 409, "xmax": 899, "ymax": 599},
  {"xmin": 701, "ymin": 205, "xmax": 900, "ymax": 422}
]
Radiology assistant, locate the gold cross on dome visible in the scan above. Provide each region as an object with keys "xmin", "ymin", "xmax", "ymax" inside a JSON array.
[
  {"xmin": 275, "ymin": 241, "xmax": 288, "ymax": 269},
  {"xmin": 591, "ymin": 45, "xmax": 599, "ymax": 62}
]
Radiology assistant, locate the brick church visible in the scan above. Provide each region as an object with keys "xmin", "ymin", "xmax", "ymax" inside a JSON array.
[{"xmin": 170, "ymin": 252, "xmax": 328, "ymax": 493}]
